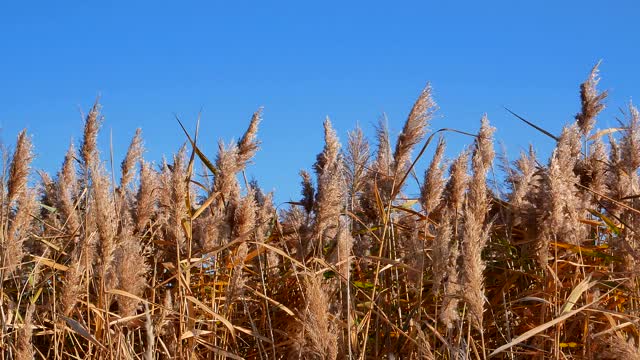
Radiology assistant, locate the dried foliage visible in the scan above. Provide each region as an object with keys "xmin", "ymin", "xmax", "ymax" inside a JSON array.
[{"xmin": 2, "ymin": 63, "xmax": 640, "ymax": 360}]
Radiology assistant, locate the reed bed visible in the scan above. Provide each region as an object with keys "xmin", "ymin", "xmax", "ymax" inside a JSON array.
[{"xmin": 2, "ymin": 63, "xmax": 640, "ymax": 359}]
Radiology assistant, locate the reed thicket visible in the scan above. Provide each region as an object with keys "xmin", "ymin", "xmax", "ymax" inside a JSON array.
[{"xmin": 1, "ymin": 63, "xmax": 640, "ymax": 359}]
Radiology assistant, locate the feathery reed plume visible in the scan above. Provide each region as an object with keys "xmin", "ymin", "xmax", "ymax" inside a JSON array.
[
  {"xmin": 435, "ymin": 151, "xmax": 469, "ymax": 328},
  {"xmin": 39, "ymin": 170, "xmax": 57, "ymax": 219},
  {"xmin": 539, "ymin": 124, "xmax": 583, "ymax": 266},
  {"xmin": 596, "ymin": 334, "xmax": 640, "ymax": 360},
  {"xmin": 135, "ymin": 160, "xmax": 158, "ymax": 233},
  {"xmin": 57, "ymin": 142, "xmax": 81, "ymax": 233},
  {"xmin": 3, "ymin": 131, "xmax": 35, "ymax": 277},
  {"xmin": 237, "ymin": 107, "xmax": 262, "ymax": 168},
  {"xmin": 575, "ymin": 61, "xmax": 607, "ymax": 137},
  {"xmin": 16, "ymin": 250, "xmax": 47, "ymax": 360},
  {"xmin": 332, "ymin": 220, "xmax": 353, "ymax": 282},
  {"xmin": 505, "ymin": 145, "xmax": 544, "ymax": 257},
  {"xmin": 438, "ymin": 241, "xmax": 460, "ymax": 329},
  {"xmin": 92, "ymin": 164, "xmax": 119, "ymax": 292},
  {"xmin": 79, "ymin": 100, "xmax": 102, "ymax": 176},
  {"xmin": 254, "ymin": 191, "xmax": 279, "ymax": 272},
  {"xmin": 159, "ymin": 148, "xmax": 188, "ymax": 254},
  {"xmin": 227, "ymin": 241, "xmax": 249, "ymax": 308},
  {"xmin": 393, "ymin": 83, "xmax": 436, "ymax": 177},
  {"xmin": 344, "ymin": 125, "xmax": 369, "ymax": 204},
  {"xmin": 359, "ymin": 117, "xmax": 392, "ymax": 223},
  {"xmin": 7, "ymin": 130, "xmax": 33, "ymax": 205},
  {"xmin": 442, "ymin": 151, "xmax": 469, "ymax": 214},
  {"xmin": 606, "ymin": 134, "xmax": 624, "ymax": 217},
  {"xmin": 61, "ymin": 256, "xmax": 84, "ymax": 316},
  {"xmin": 313, "ymin": 118, "xmax": 345, "ymax": 253},
  {"xmin": 120, "ymin": 128, "xmax": 144, "ymax": 191},
  {"xmin": 159, "ymin": 289, "xmax": 178, "ymax": 357},
  {"xmin": 210, "ymin": 109, "xmax": 262, "ymax": 213},
  {"xmin": 213, "ymin": 141, "xmax": 241, "ymax": 205},
  {"xmin": 292, "ymin": 274, "xmax": 338, "ymax": 359},
  {"xmin": 5, "ymin": 188, "xmax": 37, "ymax": 277},
  {"xmin": 431, "ymin": 208, "xmax": 454, "ymax": 295},
  {"xmin": 281, "ymin": 204, "xmax": 311, "ymax": 258},
  {"xmin": 114, "ymin": 196, "xmax": 148, "ymax": 318},
  {"xmin": 508, "ymin": 146, "xmax": 538, "ymax": 210},
  {"xmin": 373, "ymin": 116, "xmax": 392, "ymax": 177},
  {"xmin": 620, "ymin": 102, "xmax": 640, "ymax": 173},
  {"xmin": 460, "ymin": 115, "xmax": 495, "ymax": 329},
  {"xmin": 234, "ymin": 190, "xmax": 258, "ymax": 239},
  {"xmin": 420, "ymin": 136, "xmax": 446, "ymax": 215},
  {"xmin": 300, "ymin": 170, "xmax": 315, "ymax": 214},
  {"xmin": 15, "ymin": 303, "xmax": 34, "ymax": 360},
  {"xmin": 314, "ymin": 117, "xmax": 341, "ymax": 176},
  {"xmin": 608, "ymin": 103, "xmax": 640, "ymax": 267},
  {"xmin": 411, "ymin": 320, "xmax": 435, "ymax": 360},
  {"xmin": 584, "ymin": 136, "xmax": 608, "ymax": 197},
  {"xmin": 227, "ymin": 191, "xmax": 257, "ymax": 308}
]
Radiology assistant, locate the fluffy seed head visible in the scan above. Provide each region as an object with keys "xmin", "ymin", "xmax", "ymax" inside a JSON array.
[
  {"xmin": 7, "ymin": 130, "xmax": 33, "ymax": 205},
  {"xmin": 121, "ymin": 128, "xmax": 144, "ymax": 191},
  {"xmin": 237, "ymin": 107, "xmax": 262, "ymax": 168},
  {"xmin": 575, "ymin": 61, "xmax": 607, "ymax": 136},
  {"xmin": 393, "ymin": 83, "xmax": 437, "ymax": 175}
]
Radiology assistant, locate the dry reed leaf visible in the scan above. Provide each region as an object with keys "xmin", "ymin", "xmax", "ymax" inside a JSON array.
[
  {"xmin": 560, "ymin": 275, "xmax": 597, "ymax": 315},
  {"xmin": 249, "ymin": 241, "xmax": 307, "ymax": 269},
  {"xmin": 244, "ymin": 285, "xmax": 295, "ymax": 316},
  {"xmin": 194, "ymin": 339, "xmax": 245, "ymax": 360},
  {"xmin": 31, "ymin": 256, "xmax": 69, "ymax": 272},
  {"xmin": 109, "ymin": 313, "xmax": 147, "ymax": 326},
  {"xmin": 190, "ymin": 191, "xmax": 222, "ymax": 220},
  {"xmin": 60, "ymin": 315, "xmax": 107, "ymax": 351},
  {"xmin": 107, "ymin": 289, "xmax": 148, "ymax": 305},
  {"xmin": 588, "ymin": 127, "xmax": 624, "ymax": 141},
  {"xmin": 234, "ymin": 325, "xmax": 272, "ymax": 343},
  {"xmin": 185, "ymin": 296, "xmax": 236, "ymax": 340},
  {"xmin": 591, "ymin": 319, "xmax": 640, "ymax": 339},
  {"xmin": 490, "ymin": 305, "xmax": 591, "ymax": 357},
  {"xmin": 180, "ymin": 329, "xmax": 213, "ymax": 340}
]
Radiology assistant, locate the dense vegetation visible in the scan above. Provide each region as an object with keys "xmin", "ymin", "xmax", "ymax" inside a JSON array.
[{"xmin": 1, "ymin": 64, "xmax": 639, "ymax": 359}]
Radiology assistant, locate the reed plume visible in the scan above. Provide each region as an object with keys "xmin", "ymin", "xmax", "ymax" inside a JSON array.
[
  {"xmin": 300, "ymin": 170, "xmax": 315, "ymax": 214},
  {"xmin": 435, "ymin": 151, "xmax": 469, "ymax": 328},
  {"xmin": 4, "ymin": 131, "xmax": 35, "ymax": 277},
  {"xmin": 460, "ymin": 115, "xmax": 495, "ymax": 329},
  {"xmin": 313, "ymin": 118, "xmax": 345, "ymax": 253},
  {"xmin": 135, "ymin": 160, "xmax": 158, "ymax": 233},
  {"xmin": 237, "ymin": 108, "xmax": 262, "ymax": 168},
  {"xmin": 420, "ymin": 136, "xmax": 446, "ymax": 215},
  {"xmin": 79, "ymin": 100, "xmax": 102, "ymax": 178},
  {"xmin": 291, "ymin": 274, "xmax": 338, "ymax": 359},
  {"xmin": 393, "ymin": 83, "xmax": 436, "ymax": 177},
  {"xmin": 226, "ymin": 191, "xmax": 257, "ymax": 309},
  {"xmin": 7, "ymin": 130, "xmax": 33, "ymax": 205},
  {"xmin": 3, "ymin": 65, "xmax": 639, "ymax": 359},
  {"xmin": 92, "ymin": 164, "xmax": 118, "ymax": 292},
  {"xmin": 575, "ymin": 61, "xmax": 607, "ymax": 137},
  {"xmin": 120, "ymin": 128, "xmax": 144, "ymax": 192},
  {"xmin": 114, "ymin": 228, "xmax": 148, "ymax": 317},
  {"xmin": 345, "ymin": 125, "xmax": 369, "ymax": 205},
  {"xmin": 539, "ymin": 124, "xmax": 583, "ymax": 265},
  {"xmin": 57, "ymin": 142, "xmax": 81, "ymax": 234}
]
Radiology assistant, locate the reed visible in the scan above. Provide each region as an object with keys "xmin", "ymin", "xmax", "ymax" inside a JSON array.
[{"xmin": 1, "ymin": 63, "xmax": 638, "ymax": 359}]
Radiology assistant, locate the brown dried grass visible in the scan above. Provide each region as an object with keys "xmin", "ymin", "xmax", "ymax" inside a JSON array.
[{"xmin": 1, "ymin": 63, "xmax": 639, "ymax": 359}]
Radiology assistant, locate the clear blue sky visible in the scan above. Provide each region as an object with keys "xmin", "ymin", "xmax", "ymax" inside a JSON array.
[{"xmin": 1, "ymin": 1, "xmax": 639, "ymax": 204}]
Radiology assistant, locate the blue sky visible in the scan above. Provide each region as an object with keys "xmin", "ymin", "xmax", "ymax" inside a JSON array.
[{"xmin": 1, "ymin": 1, "xmax": 639, "ymax": 204}]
